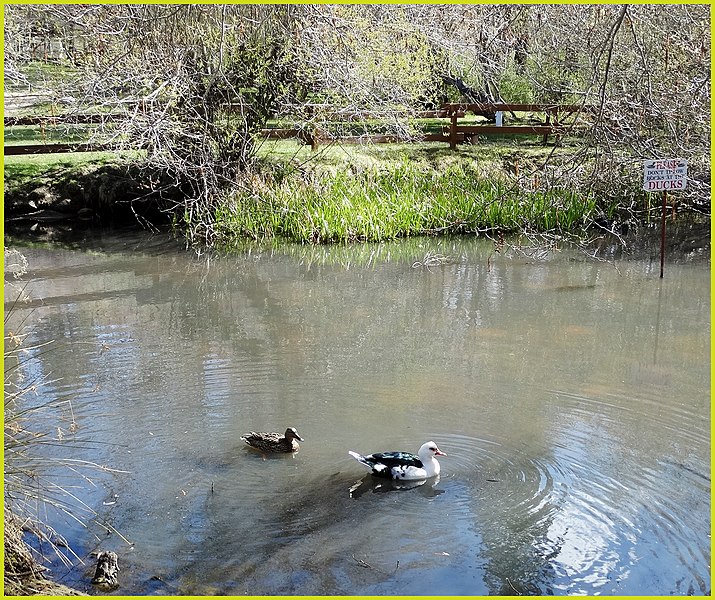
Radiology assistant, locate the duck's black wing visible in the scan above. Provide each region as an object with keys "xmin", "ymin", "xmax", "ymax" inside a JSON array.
[{"xmin": 366, "ymin": 451, "xmax": 423, "ymax": 469}]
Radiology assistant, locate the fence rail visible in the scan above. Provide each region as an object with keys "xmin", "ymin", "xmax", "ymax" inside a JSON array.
[
  {"xmin": 4, "ymin": 142, "xmax": 112, "ymax": 155},
  {"xmin": 4, "ymin": 114, "xmax": 121, "ymax": 126},
  {"xmin": 4, "ymin": 103, "xmax": 587, "ymax": 155}
]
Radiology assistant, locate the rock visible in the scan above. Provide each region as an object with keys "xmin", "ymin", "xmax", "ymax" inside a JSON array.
[{"xmin": 91, "ymin": 551, "xmax": 120, "ymax": 590}]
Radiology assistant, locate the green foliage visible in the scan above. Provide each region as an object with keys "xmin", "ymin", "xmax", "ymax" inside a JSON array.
[
  {"xmin": 317, "ymin": 6, "xmax": 448, "ymax": 108},
  {"xmin": 499, "ymin": 68, "xmax": 535, "ymax": 104},
  {"xmin": 213, "ymin": 161, "xmax": 602, "ymax": 244},
  {"xmin": 525, "ymin": 47, "xmax": 588, "ymax": 104},
  {"xmin": 157, "ymin": 30, "xmax": 302, "ymax": 173}
]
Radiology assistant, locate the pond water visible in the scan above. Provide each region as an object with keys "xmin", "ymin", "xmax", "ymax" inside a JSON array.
[{"xmin": 4, "ymin": 230, "xmax": 710, "ymax": 595}]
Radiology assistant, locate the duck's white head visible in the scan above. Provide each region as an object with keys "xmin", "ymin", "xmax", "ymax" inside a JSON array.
[{"xmin": 418, "ymin": 441, "xmax": 446, "ymax": 461}]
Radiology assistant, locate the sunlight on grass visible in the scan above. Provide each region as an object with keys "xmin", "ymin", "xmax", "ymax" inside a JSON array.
[{"xmin": 213, "ymin": 160, "xmax": 601, "ymax": 244}]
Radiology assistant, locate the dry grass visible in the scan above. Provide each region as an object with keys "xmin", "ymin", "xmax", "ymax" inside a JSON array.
[
  {"xmin": 4, "ymin": 250, "xmax": 126, "ymax": 595},
  {"xmin": 4, "ymin": 511, "xmax": 87, "ymax": 596}
]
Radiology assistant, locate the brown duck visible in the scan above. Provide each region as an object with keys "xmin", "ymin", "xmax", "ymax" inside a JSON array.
[{"xmin": 240, "ymin": 427, "xmax": 304, "ymax": 453}]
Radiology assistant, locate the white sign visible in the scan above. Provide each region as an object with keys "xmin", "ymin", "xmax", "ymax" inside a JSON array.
[{"xmin": 643, "ymin": 158, "xmax": 688, "ymax": 192}]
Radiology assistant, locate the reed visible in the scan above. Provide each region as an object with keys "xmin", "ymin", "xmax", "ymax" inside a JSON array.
[
  {"xmin": 4, "ymin": 258, "xmax": 130, "ymax": 591},
  {"xmin": 215, "ymin": 161, "xmax": 606, "ymax": 244}
]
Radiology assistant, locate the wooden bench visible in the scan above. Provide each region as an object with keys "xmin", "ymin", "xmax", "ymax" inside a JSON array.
[{"xmin": 441, "ymin": 103, "xmax": 583, "ymax": 148}]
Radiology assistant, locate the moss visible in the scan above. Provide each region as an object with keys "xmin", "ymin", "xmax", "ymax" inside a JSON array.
[{"xmin": 4, "ymin": 157, "xmax": 178, "ymax": 227}]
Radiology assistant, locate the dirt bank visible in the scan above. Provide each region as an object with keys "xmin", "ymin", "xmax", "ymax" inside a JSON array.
[
  {"xmin": 4, "ymin": 160, "xmax": 178, "ymax": 230},
  {"xmin": 4, "ymin": 512, "xmax": 87, "ymax": 596}
]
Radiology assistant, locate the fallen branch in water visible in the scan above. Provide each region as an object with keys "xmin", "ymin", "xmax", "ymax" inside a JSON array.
[{"xmin": 351, "ymin": 554, "xmax": 400, "ymax": 575}]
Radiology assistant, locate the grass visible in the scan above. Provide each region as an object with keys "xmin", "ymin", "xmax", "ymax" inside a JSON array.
[
  {"xmin": 3, "ymin": 151, "xmax": 139, "ymax": 190},
  {"xmin": 5, "ymin": 129, "xmax": 648, "ymax": 247},
  {"xmin": 219, "ymin": 136, "xmax": 600, "ymax": 244},
  {"xmin": 4, "ymin": 123, "xmax": 99, "ymax": 145},
  {"xmin": 7, "ymin": 60, "xmax": 77, "ymax": 89}
]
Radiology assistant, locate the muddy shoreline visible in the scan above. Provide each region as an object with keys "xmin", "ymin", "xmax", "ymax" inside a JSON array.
[{"xmin": 4, "ymin": 512, "xmax": 87, "ymax": 596}]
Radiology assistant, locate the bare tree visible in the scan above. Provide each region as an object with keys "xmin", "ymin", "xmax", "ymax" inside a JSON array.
[
  {"xmin": 5, "ymin": 4, "xmax": 710, "ymax": 240},
  {"xmin": 7, "ymin": 5, "xmax": 308, "ymax": 243},
  {"xmin": 405, "ymin": 4, "xmax": 709, "ymax": 217}
]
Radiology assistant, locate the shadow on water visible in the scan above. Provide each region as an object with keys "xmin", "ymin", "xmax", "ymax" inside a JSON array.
[
  {"xmin": 143, "ymin": 469, "xmax": 463, "ymax": 595},
  {"xmin": 125, "ymin": 454, "xmax": 577, "ymax": 596},
  {"xmin": 126, "ymin": 434, "xmax": 593, "ymax": 596}
]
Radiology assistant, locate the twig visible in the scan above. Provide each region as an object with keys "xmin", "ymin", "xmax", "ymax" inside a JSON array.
[{"xmin": 351, "ymin": 554, "xmax": 372, "ymax": 569}]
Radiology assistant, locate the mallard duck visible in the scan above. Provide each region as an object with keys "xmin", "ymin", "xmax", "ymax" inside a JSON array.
[
  {"xmin": 241, "ymin": 427, "xmax": 304, "ymax": 453},
  {"xmin": 348, "ymin": 441, "xmax": 446, "ymax": 480}
]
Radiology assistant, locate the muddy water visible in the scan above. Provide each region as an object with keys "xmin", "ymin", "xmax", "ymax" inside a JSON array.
[{"xmin": 4, "ymin": 232, "xmax": 710, "ymax": 595}]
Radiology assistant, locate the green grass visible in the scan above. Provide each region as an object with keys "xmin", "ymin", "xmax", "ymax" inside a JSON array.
[
  {"xmin": 235, "ymin": 136, "xmax": 596, "ymax": 244},
  {"xmin": 4, "ymin": 124, "xmax": 99, "ymax": 145},
  {"xmin": 213, "ymin": 160, "xmax": 601, "ymax": 244},
  {"xmin": 256, "ymin": 135, "xmax": 570, "ymax": 174},
  {"xmin": 3, "ymin": 152, "xmax": 133, "ymax": 188},
  {"xmin": 4, "ymin": 134, "xmax": 633, "ymax": 246},
  {"xmin": 12, "ymin": 60, "xmax": 77, "ymax": 87}
]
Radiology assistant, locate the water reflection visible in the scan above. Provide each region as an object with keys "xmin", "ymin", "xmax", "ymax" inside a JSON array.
[
  {"xmin": 4, "ymin": 231, "xmax": 710, "ymax": 595},
  {"xmin": 348, "ymin": 474, "xmax": 445, "ymax": 498}
]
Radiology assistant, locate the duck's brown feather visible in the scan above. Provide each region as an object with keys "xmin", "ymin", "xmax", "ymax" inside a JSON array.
[{"xmin": 240, "ymin": 430, "xmax": 301, "ymax": 453}]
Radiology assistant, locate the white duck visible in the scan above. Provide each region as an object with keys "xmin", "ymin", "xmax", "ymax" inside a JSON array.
[{"xmin": 348, "ymin": 441, "xmax": 446, "ymax": 480}]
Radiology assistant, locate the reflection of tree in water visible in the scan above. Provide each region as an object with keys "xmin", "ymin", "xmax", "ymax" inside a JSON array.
[
  {"xmin": 175, "ymin": 471, "xmax": 365, "ymax": 594},
  {"xmin": 168, "ymin": 467, "xmax": 451, "ymax": 595}
]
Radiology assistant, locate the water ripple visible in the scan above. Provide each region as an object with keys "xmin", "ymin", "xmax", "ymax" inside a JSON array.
[{"xmin": 430, "ymin": 429, "xmax": 710, "ymax": 594}]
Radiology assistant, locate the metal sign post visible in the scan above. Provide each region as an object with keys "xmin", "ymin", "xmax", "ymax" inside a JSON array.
[
  {"xmin": 659, "ymin": 190, "xmax": 667, "ymax": 278},
  {"xmin": 642, "ymin": 158, "xmax": 688, "ymax": 278}
]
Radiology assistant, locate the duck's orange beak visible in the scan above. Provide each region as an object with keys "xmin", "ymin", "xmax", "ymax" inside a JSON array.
[{"xmin": 435, "ymin": 448, "xmax": 447, "ymax": 456}]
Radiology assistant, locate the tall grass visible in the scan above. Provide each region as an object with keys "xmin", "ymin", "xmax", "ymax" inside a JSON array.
[{"xmin": 214, "ymin": 161, "xmax": 603, "ymax": 244}]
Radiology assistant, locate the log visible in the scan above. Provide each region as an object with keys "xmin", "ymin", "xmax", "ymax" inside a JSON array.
[{"xmin": 91, "ymin": 551, "xmax": 119, "ymax": 590}]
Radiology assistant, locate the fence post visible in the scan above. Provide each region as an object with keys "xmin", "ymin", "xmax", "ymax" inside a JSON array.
[{"xmin": 542, "ymin": 110, "xmax": 551, "ymax": 145}]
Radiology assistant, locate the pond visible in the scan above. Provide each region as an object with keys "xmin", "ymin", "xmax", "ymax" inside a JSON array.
[{"xmin": 4, "ymin": 230, "xmax": 710, "ymax": 595}]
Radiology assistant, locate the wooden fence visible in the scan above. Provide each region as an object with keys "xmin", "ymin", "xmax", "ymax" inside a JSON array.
[{"xmin": 4, "ymin": 103, "xmax": 587, "ymax": 155}]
